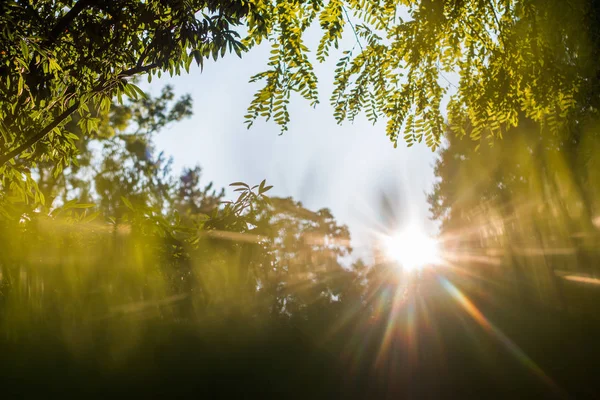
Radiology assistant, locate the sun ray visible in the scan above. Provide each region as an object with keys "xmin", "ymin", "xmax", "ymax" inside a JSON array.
[{"xmin": 438, "ymin": 277, "xmax": 567, "ymax": 398}]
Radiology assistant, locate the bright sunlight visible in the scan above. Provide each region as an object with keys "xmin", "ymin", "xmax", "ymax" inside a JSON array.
[{"xmin": 383, "ymin": 226, "xmax": 440, "ymax": 271}]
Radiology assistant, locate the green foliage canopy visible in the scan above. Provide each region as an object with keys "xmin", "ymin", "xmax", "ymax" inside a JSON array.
[
  {"xmin": 244, "ymin": 0, "xmax": 600, "ymax": 149},
  {"xmin": 1, "ymin": 0, "xmax": 247, "ymax": 204},
  {"xmin": 2, "ymin": 0, "xmax": 599, "ymax": 206}
]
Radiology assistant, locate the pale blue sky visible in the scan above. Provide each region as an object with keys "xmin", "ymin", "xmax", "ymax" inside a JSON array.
[{"xmin": 150, "ymin": 38, "xmax": 440, "ymax": 260}]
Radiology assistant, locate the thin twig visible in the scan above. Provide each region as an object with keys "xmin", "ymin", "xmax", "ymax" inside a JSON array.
[
  {"xmin": 342, "ymin": 5, "xmax": 363, "ymax": 52},
  {"xmin": 49, "ymin": 0, "xmax": 93, "ymax": 42},
  {"xmin": 487, "ymin": 0, "xmax": 501, "ymax": 31},
  {"xmin": 438, "ymin": 61, "xmax": 458, "ymax": 89}
]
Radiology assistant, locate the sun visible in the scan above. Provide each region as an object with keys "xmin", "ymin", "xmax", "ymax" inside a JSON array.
[{"xmin": 383, "ymin": 226, "xmax": 440, "ymax": 271}]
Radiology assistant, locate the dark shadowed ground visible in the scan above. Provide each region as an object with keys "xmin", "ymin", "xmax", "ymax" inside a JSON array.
[{"xmin": 2, "ymin": 273, "xmax": 600, "ymax": 399}]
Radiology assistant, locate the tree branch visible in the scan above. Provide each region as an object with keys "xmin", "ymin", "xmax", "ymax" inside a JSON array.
[
  {"xmin": 120, "ymin": 63, "xmax": 159, "ymax": 77},
  {"xmin": 0, "ymin": 60, "xmax": 158, "ymax": 166},
  {"xmin": 119, "ymin": 63, "xmax": 158, "ymax": 76},
  {"xmin": 0, "ymin": 102, "xmax": 79, "ymax": 166},
  {"xmin": 25, "ymin": 0, "xmax": 95, "ymax": 90},
  {"xmin": 49, "ymin": 0, "xmax": 94, "ymax": 41}
]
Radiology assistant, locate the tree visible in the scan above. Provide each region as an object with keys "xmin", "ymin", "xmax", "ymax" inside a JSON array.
[
  {"xmin": 7, "ymin": 84, "xmax": 192, "ymax": 215},
  {"xmin": 3, "ymin": 0, "xmax": 599, "ymax": 194},
  {"xmin": 249, "ymin": 196, "xmax": 354, "ymax": 319},
  {"xmin": 174, "ymin": 166, "xmax": 225, "ymax": 223},
  {"xmin": 0, "ymin": 0, "xmax": 247, "ymax": 206},
  {"xmin": 244, "ymin": 0, "xmax": 598, "ymax": 150},
  {"xmin": 428, "ymin": 116, "xmax": 600, "ymax": 308},
  {"xmin": 0, "ymin": 73, "xmax": 364, "ymax": 323}
]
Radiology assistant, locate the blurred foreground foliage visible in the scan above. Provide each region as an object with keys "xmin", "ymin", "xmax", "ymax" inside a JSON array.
[
  {"xmin": 0, "ymin": 83, "xmax": 364, "ymax": 333},
  {"xmin": 0, "ymin": 85, "xmax": 376, "ymax": 396}
]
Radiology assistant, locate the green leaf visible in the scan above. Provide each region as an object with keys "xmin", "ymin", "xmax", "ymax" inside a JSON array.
[
  {"xmin": 229, "ymin": 182, "xmax": 249, "ymax": 188},
  {"xmin": 71, "ymin": 203, "xmax": 95, "ymax": 209},
  {"xmin": 121, "ymin": 196, "xmax": 134, "ymax": 210},
  {"xmin": 82, "ymin": 211, "xmax": 101, "ymax": 223}
]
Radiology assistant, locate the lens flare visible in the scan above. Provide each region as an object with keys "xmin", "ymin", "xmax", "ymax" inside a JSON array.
[
  {"xmin": 383, "ymin": 226, "xmax": 440, "ymax": 270},
  {"xmin": 438, "ymin": 277, "xmax": 566, "ymax": 397}
]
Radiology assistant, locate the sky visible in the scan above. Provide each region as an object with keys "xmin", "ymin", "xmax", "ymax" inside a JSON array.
[{"xmin": 150, "ymin": 36, "xmax": 439, "ymax": 261}]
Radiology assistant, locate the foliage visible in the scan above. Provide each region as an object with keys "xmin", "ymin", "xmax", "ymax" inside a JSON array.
[
  {"xmin": 250, "ymin": 196, "xmax": 356, "ymax": 319},
  {"xmin": 0, "ymin": 81, "xmax": 362, "ymax": 340},
  {"xmin": 3, "ymin": 0, "xmax": 600, "ymax": 207},
  {"xmin": 428, "ymin": 117, "xmax": 600, "ymax": 307},
  {"xmin": 41, "ymin": 85, "xmax": 192, "ymax": 213},
  {"xmin": 5, "ymin": 2, "xmax": 600, "ymax": 396},
  {"xmin": 0, "ymin": 0, "xmax": 247, "ymax": 205},
  {"xmin": 244, "ymin": 0, "xmax": 600, "ymax": 151}
]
